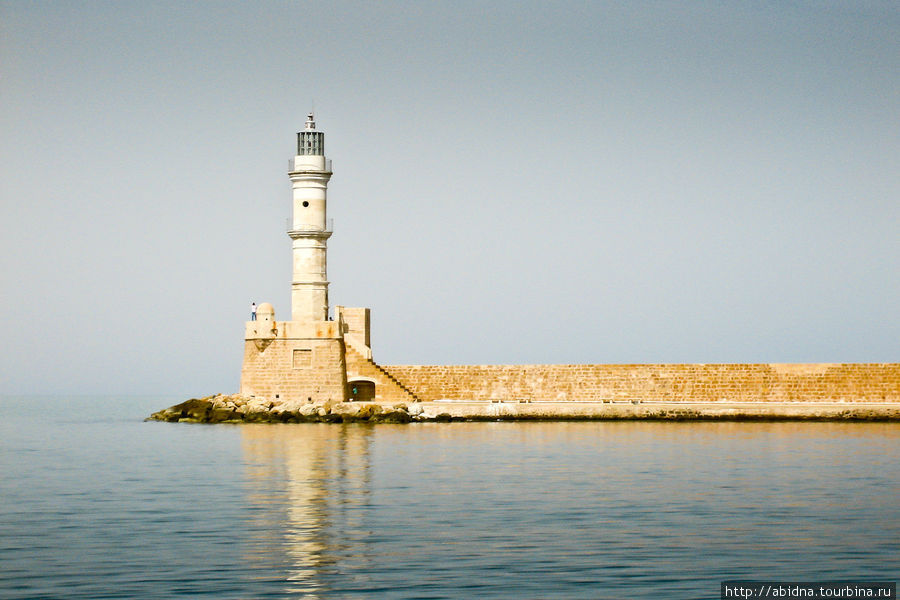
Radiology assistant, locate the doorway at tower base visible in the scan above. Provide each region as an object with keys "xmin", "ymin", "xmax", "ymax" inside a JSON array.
[{"xmin": 348, "ymin": 380, "xmax": 376, "ymax": 402}]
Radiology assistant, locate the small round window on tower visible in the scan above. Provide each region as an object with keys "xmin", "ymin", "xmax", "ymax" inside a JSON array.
[{"xmin": 302, "ymin": 201, "xmax": 309, "ymax": 207}]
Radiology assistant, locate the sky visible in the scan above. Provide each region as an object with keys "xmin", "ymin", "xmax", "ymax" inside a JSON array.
[{"xmin": 1, "ymin": 1, "xmax": 897, "ymax": 395}]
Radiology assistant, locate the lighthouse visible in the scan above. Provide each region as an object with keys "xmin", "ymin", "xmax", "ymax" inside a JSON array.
[
  {"xmin": 239, "ymin": 113, "xmax": 348, "ymax": 404},
  {"xmin": 240, "ymin": 115, "xmax": 383, "ymax": 405},
  {"xmin": 288, "ymin": 113, "xmax": 332, "ymax": 323}
]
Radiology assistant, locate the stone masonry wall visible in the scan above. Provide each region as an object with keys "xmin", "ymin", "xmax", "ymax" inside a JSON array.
[
  {"xmin": 378, "ymin": 363, "xmax": 900, "ymax": 403},
  {"xmin": 240, "ymin": 337, "xmax": 347, "ymax": 403},
  {"xmin": 338, "ymin": 306, "xmax": 370, "ymax": 348}
]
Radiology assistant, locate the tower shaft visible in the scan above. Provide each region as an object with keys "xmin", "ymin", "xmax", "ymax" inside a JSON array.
[{"xmin": 288, "ymin": 114, "xmax": 332, "ymax": 322}]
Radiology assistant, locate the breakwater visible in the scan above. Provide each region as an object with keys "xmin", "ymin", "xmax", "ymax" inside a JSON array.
[
  {"xmin": 151, "ymin": 363, "xmax": 900, "ymax": 423},
  {"xmin": 147, "ymin": 395, "xmax": 900, "ymax": 424}
]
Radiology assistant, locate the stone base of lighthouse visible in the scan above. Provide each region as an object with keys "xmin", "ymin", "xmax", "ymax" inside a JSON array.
[
  {"xmin": 239, "ymin": 304, "xmax": 422, "ymax": 406},
  {"xmin": 239, "ymin": 304, "xmax": 348, "ymax": 404}
]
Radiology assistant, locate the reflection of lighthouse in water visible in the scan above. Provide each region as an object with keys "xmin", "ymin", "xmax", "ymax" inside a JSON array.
[{"xmin": 240, "ymin": 425, "xmax": 373, "ymax": 596}]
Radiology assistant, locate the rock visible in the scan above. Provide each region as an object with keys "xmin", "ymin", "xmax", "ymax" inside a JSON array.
[
  {"xmin": 148, "ymin": 407, "xmax": 181, "ymax": 422},
  {"xmin": 407, "ymin": 404, "xmax": 424, "ymax": 417},
  {"xmin": 243, "ymin": 410, "xmax": 273, "ymax": 423},
  {"xmin": 246, "ymin": 400, "xmax": 272, "ymax": 415},
  {"xmin": 207, "ymin": 408, "xmax": 237, "ymax": 423},
  {"xmin": 275, "ymin": 399, "xmax": 306, "ymax": 413},
  {"xmin": 271, "ymin": 410, "xmax": 294, "ymax": 423},
  {"xmin": 373, "ymin": 409, "xmax": 412, "ymax": 423},
  {"xmin": 332, "ymin": 403, "xmax": 360, "ymax": 419},
  {"xmin": 332, "ymin": 403, "xmax": 375, "ymax": 422},
  {"xmin": 299, "ymin": 403, "xmax": 321, "ymax": 417},
  {"xmin": 333, "ymin": 403, "xmax": 383, "ymax": 421},
  {"xmin": 151, "ymin": 397, "xmax": 215, "ymax": 422},
  {"xmin": 362, "ymin": 403, "xmax": 383, "ymax": 419},
  {"xmin": 209, "ymin": 395, "xmax": 225, "ymax": 408}
]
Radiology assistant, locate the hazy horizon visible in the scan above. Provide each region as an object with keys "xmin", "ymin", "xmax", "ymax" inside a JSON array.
[{"xmin": 1, "ymin": 1, "xmax": 897, "ymax": 395}]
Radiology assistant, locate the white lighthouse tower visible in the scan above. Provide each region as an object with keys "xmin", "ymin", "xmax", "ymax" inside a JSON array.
[
  {"xmin": 240, "ymin": 115, "xmax": 386, "ymax": 405},
  {"xmin": 239, "ymin": 114, "xmax": 349, "ymax": 404},
  {"xmin": 288, "ymin": 113, "xmax": 332, "ymax": 322}
]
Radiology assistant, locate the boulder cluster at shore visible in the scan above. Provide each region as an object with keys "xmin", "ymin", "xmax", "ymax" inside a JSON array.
[
  {"xmin": 147, "ymin": 394, "xmax": 447, "ymax": 424},
  {"xmin": 147, "ymin": 394, "xmax": 900, "ymax": 424}
]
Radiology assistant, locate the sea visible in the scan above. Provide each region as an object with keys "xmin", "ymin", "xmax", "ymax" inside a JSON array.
[{"xmin": 1, "ymin": 395, "xmax": 898, "ymax": 599}]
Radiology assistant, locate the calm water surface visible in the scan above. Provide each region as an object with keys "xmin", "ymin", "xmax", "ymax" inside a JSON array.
[{"xmin": 1, "ymin": 396, "xmax": 898, "ymax": 599}]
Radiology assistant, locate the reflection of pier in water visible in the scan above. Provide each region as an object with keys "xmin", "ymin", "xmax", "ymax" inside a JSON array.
[{"xmin": 241, "ymin": 424, "xmax": 374, "ymax": 597}]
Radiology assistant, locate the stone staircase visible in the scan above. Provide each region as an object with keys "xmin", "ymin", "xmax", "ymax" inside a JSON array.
[{"xmin": 345, "ymin": 345, "xmax": 421, "ymax": 403}]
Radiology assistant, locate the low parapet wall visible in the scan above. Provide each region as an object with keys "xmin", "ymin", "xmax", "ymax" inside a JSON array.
[{"xmin": 379, "ymin": 363, "xmax": 900, "ymax": 403}]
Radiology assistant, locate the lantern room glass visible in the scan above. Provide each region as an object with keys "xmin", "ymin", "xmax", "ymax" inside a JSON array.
[{"xmin": 297, "ymin": 131, "xmax": 324, "ymax": 156}]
